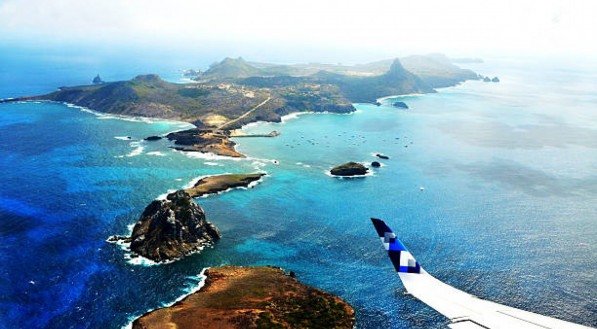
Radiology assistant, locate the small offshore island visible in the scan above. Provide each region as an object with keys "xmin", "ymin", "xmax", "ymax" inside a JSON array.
[
  {"xmin": 132, "ymin": 266, "xmax": 355, "ymax": 329},
  {"xmin": 330, "ymin": 162, "xmax": 369, "ymax": 177},
  {"xmin": 185, "ymin": 173, "xmax": 266, "ymax": 198},
  {"xmin": 109, "ymin": 190, "xmax": 221, "ymax": 262}
]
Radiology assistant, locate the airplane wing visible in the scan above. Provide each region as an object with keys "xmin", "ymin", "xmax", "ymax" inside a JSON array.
[{"xmin": 371, "ymin": 218, "xmax": 591, "ymax": 329}]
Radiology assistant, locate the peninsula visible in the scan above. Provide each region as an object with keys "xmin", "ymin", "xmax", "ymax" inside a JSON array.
[{"xmin": 132, "ymin": 266, "xmax": 355, "ymax": 329}]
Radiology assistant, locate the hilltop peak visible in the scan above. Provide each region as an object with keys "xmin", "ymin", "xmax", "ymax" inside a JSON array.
[
  {"xmin": 132, "ymin": 74, "xmax": 168, "ymax": 87},
  {"xmin": 203, "ymin": 57, "xmax": 261, "ymax": 79},
  {"xmin": 220, "ymin": 56, "xmax": 246, "ymax": 64},
  {"xmin": 133, "ymin": 74, "xmax": 163, "ymax": 82},
  {"xmin": 387, "ymin": 58, "xmax": 408, "ymax": 77}
]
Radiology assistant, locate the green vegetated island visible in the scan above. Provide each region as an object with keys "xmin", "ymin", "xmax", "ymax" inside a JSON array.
[
  {"xmin": 14, "ymin": 54, "xmax": 483, "ymax": 328},
  {"xmin": 15, "ymin": 53, "xmax": 480, "ymax": 158}
]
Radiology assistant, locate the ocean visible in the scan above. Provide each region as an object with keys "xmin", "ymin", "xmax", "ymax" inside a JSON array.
[{"xmin": 0, "ymin": 50, "xmax": 595, "ymax": 328}]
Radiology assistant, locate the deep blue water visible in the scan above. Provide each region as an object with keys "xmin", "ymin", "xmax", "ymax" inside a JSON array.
[{"xmin": 0, "ymin": 51, "xmax": 596, "ymax": 328}]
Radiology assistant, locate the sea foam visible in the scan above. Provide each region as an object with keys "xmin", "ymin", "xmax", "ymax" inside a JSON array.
[{"xmin": 120, "ymin": 268, "xmax": 208, "ymax": 329}]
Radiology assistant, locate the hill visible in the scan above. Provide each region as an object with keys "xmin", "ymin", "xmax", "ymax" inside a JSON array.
[
  {"xmin": 24, "ymin": 73, "xmax": 353, "ymax": 129},
  {"xmin": 201, "ymin": 57, "xmax": 264, "ymax": 80}
]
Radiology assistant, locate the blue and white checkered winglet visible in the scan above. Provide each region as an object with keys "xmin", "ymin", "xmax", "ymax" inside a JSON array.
[{"xmin": 371, "ymin": 218, "xmax": 421, "ymax": 274}]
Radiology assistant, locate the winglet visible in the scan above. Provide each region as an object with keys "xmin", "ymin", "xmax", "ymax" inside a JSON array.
[{"xmin": 371, "ymin": 218, "xmax": 421, "ymax": 274}]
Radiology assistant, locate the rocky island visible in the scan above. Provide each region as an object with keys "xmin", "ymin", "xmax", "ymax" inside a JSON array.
[
  {"xmin": 167, "ymin": 128, "xmax": 245, "ymax": 157},
  {"xmin": 185, "ymin": 173, "xmax": 266, "ymax": 198},
  {"xmin": 131, "ymin": 266, "xmax": 355, "ymax": 329},
  {"xmin": 392, "ymin": 101, "xmax": 409, "ymax": 109},
  {"xmin": 330, "ymin": 162, "xmax": 369, "ymax": 177},
  {"xmin": 110, "ymin": 190, "xmax": 220, "ymax": 262}
]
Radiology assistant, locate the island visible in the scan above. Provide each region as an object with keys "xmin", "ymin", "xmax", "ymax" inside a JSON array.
[
  {"xmin": 166, "ymin": 128, "xmax": 244, "ymax": 157},
  {"xmin": 12, "ymin": 54, "xmax": 479, "ymax": 158},
  {"xmin": 109, "ymin": 190, "xmax": 220, "ymax": 263},
  {"xmin": 185, "ymin": 173, "xmax": 266, "ymax": 198},
  {"xmin": 131, "ymin": 266, "xmax": 355, "ymax": 329},
  {"xmin": 330, "ymin": 162, "xmax": 369, "ymax": 176},
  {"xmin": 392, "ymin": 101, "xmax": 409, "ymax": 109}
]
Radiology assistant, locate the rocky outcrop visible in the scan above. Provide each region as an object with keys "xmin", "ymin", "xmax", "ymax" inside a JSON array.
[
  {"xmin": 492, "ymin": 77, "xmax": 500, "ymax": 82},
  {"xmin": 330, "ymin": 162, "xmax": 369, "ymax": 176},
  {"xmin": 127, "ymin": 190, "xmax": 220, "ymax": 262},
  {"xmin": 167, "ymin": 128, "xmax": 244, "ymax": 158},
  {"xmin": 371, "ymin": 161, "xmax": 381, "ymax": 168},
  {"xmin": 92, "ymin": 74, "xmax": 103, "ymax": 84},
  {"xmin": 185, "ymin": 173, "xmax": 265, "ymax": 198},
  {"xmin": 132, "ymin": 266, "xmax": 355, "ymax": 329},
  {"xmin": 144, "ymin": 135, "xmax": 162, "ymax": 141},
  {"xmin": 392, "ymin": 101, "xmax": 409, "ymax": 109},
  {"xmin": 375, "ymin": 153, "xmax": 389, "ymax": 160}
]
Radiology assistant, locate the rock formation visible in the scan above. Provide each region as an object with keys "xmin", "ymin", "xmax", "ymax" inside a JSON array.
[
  {"xmin": 330, "ymin": 162, "xmax": 369, "ymax": 176},
  {"xmin": 392, "ymin": 101, "xmax": 409, "ymax": 109},
  {"xmin": 127, "ymin": 190, "xmax": 220, "ymax": 262}
]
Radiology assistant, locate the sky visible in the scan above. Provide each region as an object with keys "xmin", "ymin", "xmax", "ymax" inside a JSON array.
[{"xmin": 0, "ymin": 0, "xmax": 596, "ymax": 63}]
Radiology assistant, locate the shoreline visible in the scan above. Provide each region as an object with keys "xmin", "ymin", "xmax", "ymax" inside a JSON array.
[{"xmin": 121, "ymin": 268, "xmax": 209, "ymax": 329}]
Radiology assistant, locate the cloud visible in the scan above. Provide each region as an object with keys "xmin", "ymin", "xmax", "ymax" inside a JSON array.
[{"xmin": 1, "ymin": 0, "xmax": 596, "ymax": 58}]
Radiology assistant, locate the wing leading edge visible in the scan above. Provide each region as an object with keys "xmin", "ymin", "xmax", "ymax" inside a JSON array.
[{"xmin": 370, "ymin": 218, "xmax": 591, "ymax": 329}]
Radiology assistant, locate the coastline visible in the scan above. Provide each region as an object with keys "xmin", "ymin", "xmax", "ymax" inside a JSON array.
[{"xmin": 121, "ymin": 268, "xmax": 209, "ymax": 329}]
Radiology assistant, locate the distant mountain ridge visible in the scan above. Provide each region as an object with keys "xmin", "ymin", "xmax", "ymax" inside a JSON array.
[{"xmin": 198, "ymin": 54, "xmax": 477, "ymax": 90}]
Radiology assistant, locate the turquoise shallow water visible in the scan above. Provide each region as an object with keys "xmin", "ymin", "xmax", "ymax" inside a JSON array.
[{"xmin": 0, "ymin": 57, "xmax": 596, "ymax": 328}]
